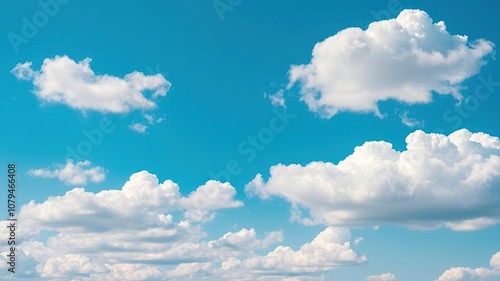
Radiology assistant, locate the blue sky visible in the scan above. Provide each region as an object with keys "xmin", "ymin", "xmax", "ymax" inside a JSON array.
[{"xmin": 1, "ymin": 0, "xmax": 500, "ymax": 280}]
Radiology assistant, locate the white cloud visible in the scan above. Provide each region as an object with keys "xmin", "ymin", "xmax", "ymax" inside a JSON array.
[
  {"xmin": 209, "ymin": 228, "xmax": 284, "ymax": 250},
  {"xmin": 130, "ymin": 114, "xmax": 165, "ymax": 134},
  {"xmin": 0, "ymin": 170, "xmax": 366, "ymax": 280},
  {"xmin": 436, "ymin": 252, "xmax": 500, "ymax": 281},
  {"xmin": 246, "ymin": 129, "xmax": 500, "ymax": 230},
  {"xmin": 217, "ymin": 227, "xmax": 366, "ymax": 280},
  {"xmin": 367, "ymin": 273, "xmax": 397, "ymax": 281},
  {"xmin": 129, "ymin": 122, "xmax": 148, "ymax": 134},
  {"xmin": 0, "ymin": 171, "xmax": 254, "ymax": 280},
  {"xmin": 288, "ymin": 9, "xmax": 494, "ymax": 118},
  {"xmin": 144, "ymin": 113, "xmax": 165, "ymax": 125},
  {"xmin": 11, "ymin": 55, "xmax": 171, "ymax": 113},
  {"xmin": 27, "ymin": 160, "xmax": 105, "ymax": 185},
  {"xmin": 20, "ymin": 171, "xmax": 242, "ymax": 235},
  {"xmin": 399, "ymin": 110, "xmax": 424, "ymax": 128},
  {"xmin": 179, "ymin": 180, "xmax": 244, "ymax": 222},
  {"xmin": 264, "ymin": 89, "xmax": 286, "ymax": 108},
  {"xmin": 38, "ymin": 254, "xmax": 108, "ymax": 278}
]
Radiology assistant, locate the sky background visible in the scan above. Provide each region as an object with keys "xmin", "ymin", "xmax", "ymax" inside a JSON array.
[{"xmin": 1, "ymin": 1, "xmax": 500, "ymax": 280}]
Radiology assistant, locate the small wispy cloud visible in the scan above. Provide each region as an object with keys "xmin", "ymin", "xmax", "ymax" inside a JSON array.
[
  {"xmin": 129, "ymin": 123, "xmax": 148, "ymax": 134},
  {"xmin": 264, "ymin": 89, "xmax": 286, "ymax": 108},
  {"xmin": 129, "ymin": 114, "xmax": 165, "ymax": 134},
  {"xmin": 144, "ymin": 113, "xmax": 165, "ymax": 125},
  {"xmin": 399, "ymin": 110, "xmax": 424, "ymax": 128}
]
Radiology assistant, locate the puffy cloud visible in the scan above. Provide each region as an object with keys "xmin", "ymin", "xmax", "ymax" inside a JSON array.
[
  {"xmin": 246, "ymin": 129, "xmax": 500, "ymax": 230},
  {"xmin": 0, "ymin": 170, "xmax": 366, "ymax": 280},
  {"xmin": 288, "ymin": 9, "xmax": 494, "ymax": 118},
  {"xmin": 209, "ymin": 228, "xmax": 283, "ymax": 250},
  {"xmin": 11, "ymin": 55, "xmax": 171, "ymax": 113},
  {"xmin": 179, "ymin": 180, "xmax": 244, "ymax": 222},
  {"xmin": 20, "ymin": 171, "xmax": 242, "ymax": 236},
  {"xmin": 436, "ymin": 252, "xmax": 500, "ymax": 281},
  {"xmin": 27, "ymin": 160, "xmax": 105, "ymax": 185},
  {"xmin": 168, "ymin": 262, "xmax": 213, "ymax": 279},
  {"xmin": 367, "ymin": 273, "xmax": 397, "ymax": 281},
  {"xmin": 0, "ymin": 171, "xmax": 278, "ymax": 280},
  {"xmin": 217, "ymin": 227, "xmax": 366, "ymax": 280},
  {"xmin": 39, "ymin": 254, "xmax": 108, "ymax": 278}
]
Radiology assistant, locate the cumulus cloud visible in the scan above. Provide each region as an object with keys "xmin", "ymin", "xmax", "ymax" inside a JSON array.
[
  {"xmin": 27, "ymin": 160, "xmax": 105, "ymax": 185},
  {"xmin": 179, "ymin": 180, "xmax": 244, "ymax": 222},
  {"xmin": 20, "ymin": 171, "xmax": 242, "ymax": 235},
  {"xmin": 11, "ymin": 55, "xmax": 171, "ymax": 113},
  {"xmin": 367, "ymin": 273, "xmax": 397, "ymax": 281},
  {"xmin": 216, "ymin": 227, "xmax": 366, "ymax": 280},
  {"xmin": 288, "ymin": 9, "xmax": 494, "ymax": 118},
  {"xmin": 163, "ymin": 227, "xmax": 364, "ymax": 281},
  {"xmin": 436, "ymin": 252, "xmax": 500, "ymax": 281},
  {"xmin": 246, "ymin": 129, "xmax": 500, "ymax": 230},
  {"xmin": 209, "ymin": 228, "xmax": 284, "ymax": 251},
  {"xmin": 0, "ymin": 171, "xmax": 251, "ymax": 279},
  {"xmin": 0, "ymin": 170, "xmax": 366, "ymax": 280}
]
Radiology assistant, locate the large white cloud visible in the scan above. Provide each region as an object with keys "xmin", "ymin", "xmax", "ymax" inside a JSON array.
[
  {"xmin": 288, "ymin": 9, "xmax": 494, "ymax": 117},
  {"xmin": 11, "ymin": 55, "xmax": 171, "ymax": 113},
  {"xmin": 436, "ymin": 252, "xmax": 500, "ymax": 281},
  {"xmin": 0, "ymin": 171, "xmax": 245, "ymax": 279},
  {"xmin": 27, "ymin": 160, "xmax": 105, "ymax": 185},
  {"xmin": 20, "ymin": 171, "xmax": 242, "ymax": 236},
  {"xmin": 246, "ymin": 129, "xmax": 500, "ymax": 230},
  {"xmin": 0, "ymin": 170, "xmax": 366, "ymax": 280}
]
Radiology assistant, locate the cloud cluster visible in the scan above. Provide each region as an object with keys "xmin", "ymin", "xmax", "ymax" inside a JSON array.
[
  {"xmin": 288, "ymin": 9, "xmax": 494, "ymax": 117},
  {"xmin": 246, "ymin": 129, "xmax": 500, "ymax": 230},
  {"xmin": 11, "ymin": 55, "xmax": 171, "ymax": 113},
  {"xmin": 217, "ymin": 227, "xmax": 366, "ymax": 280},
  {"xmin": 27, "ymin": 160, "xmax": 105, "ymax": 185},
  {"xmin": 20, "ymin": 171, "xmax": 242, "ymax": 235},
  {"xmin": 436, "ymin": 252, "xmax": 500, "ymax": 281},
  {"xmin": 0, "ymin": 171, "xmax": 364, "ymax": 280}
]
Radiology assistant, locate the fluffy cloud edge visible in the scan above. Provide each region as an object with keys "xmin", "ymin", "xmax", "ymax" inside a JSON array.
[
  {"xmin": 0, "ymin": 170, "xmax": 366, "ymax": 280},
  {"xmin": 27, "ymin": 160, "xmax": 105, "ymax": 185},
  {"xmin": 287, "ymin": 9, "xmax": 494, "ymax": 118},
  {"xmin": 436, "ymin": 251, "xmax": 500, "ymax": 281},
  {"xmin": 245, "ymin": 129, "xmax": 500, "ymax": 230},
  {"xmin": 11, "ymin": 55, "xmax": 171, "ymax": 113}
]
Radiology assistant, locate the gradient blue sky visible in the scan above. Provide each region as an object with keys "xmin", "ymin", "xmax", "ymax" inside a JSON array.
[{"xmin": 1, "ymin": 1, "xmax": 500, "ymax": 280}]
